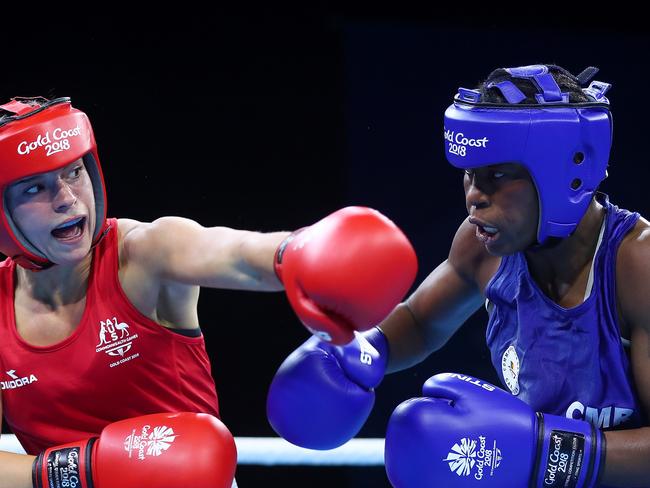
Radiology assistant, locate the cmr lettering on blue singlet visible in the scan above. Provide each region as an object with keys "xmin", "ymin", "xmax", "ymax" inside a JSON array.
[{"xmin": 566, "ymin": 401, "xmax": 634, "ymax": 429}]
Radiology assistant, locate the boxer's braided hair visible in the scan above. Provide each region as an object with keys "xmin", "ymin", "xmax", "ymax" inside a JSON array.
[{"xmin": 477, "ymin": 64, "xmax": 591, "ymax": 104}]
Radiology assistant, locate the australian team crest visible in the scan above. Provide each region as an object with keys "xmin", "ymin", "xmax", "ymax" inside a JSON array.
[{"xmin": 95, "ymin": 316, "xmax": 139, "ymax": 358}]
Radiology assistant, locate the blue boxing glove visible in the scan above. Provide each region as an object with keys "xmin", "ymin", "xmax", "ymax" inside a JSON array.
[
  {"xmin": 266, "ymin": 327, "xmax": 388, "ymax": 449},
  {"xmin": 385, "ymin": 372, "xmax": 605, "ymax": 488}
]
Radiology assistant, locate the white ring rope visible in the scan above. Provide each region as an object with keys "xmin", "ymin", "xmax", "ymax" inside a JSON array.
[{"xmin": 0, "ymin": 434, "xmax": 385, "ymax": 466}]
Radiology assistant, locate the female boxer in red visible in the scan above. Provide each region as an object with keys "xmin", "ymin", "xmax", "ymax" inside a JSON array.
[{"xmin": 0, "ymin": 97, "xmax": 417, "ymax": 488}]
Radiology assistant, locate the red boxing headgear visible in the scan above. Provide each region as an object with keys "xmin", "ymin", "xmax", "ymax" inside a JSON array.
[{"xmin": 0, "ymin": 97, "xmax": 107, "ymax": 270}]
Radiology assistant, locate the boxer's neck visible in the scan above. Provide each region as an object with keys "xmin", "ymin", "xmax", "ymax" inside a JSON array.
[
  {"xmin": 525, "ymin": 198, "xmax": 605, "ymax": 305},
  {"xmin": 14, "ymin": 252, "xmax": 92, "ymax": 308}
]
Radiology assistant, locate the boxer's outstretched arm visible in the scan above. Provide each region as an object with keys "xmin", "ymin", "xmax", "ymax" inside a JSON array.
[
  {"xmin": 120, "ymin": 216, "xmax": 288, "ymax": 291},
  {"xmin": 121, "ymin": 208, "xmax": 417, "ymax": 344},
  {"xmin": 379, "ymin": 218, "xmax": 494, "ymax": 373}
]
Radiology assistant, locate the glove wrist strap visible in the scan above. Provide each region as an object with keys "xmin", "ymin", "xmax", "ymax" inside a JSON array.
[
  {"xmin": 274, "ymin": 227, "xmax": 307, "ymax": 282},
  {"xmin": 33, "ymin": 438, "xmax": 97, "ymax": 488},
  {"xmin": 533, "ymin": 412, "xmax": 605, "ymax": 488}
]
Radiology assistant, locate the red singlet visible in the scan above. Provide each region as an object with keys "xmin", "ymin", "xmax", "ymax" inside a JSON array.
[{"xmin": 0, "ymin": 219, "xmax": 220, "ymax": 454}]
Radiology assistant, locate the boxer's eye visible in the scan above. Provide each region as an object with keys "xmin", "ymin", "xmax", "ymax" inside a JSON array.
[
  {"xmin": 24, "ymin": 184, "xmax": 42, "ymax": 195},
  {"xmin": 67, "ymin": 165, "xmax": 84, "ymax": 180}
]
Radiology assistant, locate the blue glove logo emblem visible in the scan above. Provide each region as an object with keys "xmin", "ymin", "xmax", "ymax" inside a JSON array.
[{"xmin": 444, "ymin": 435, "xmax": 503, "ymax": 480}]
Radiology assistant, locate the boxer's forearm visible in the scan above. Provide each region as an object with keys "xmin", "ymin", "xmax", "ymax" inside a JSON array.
[
  {"xmin": 379, "ymin": 303, "xmax": 436, "ymax": 373},
  {"xmin": 0, "ymin": 451, "xmax": 34, "ymax": 488},
  {"xmin": 601, "ymin": 427, "xmax": 650, "ymax": 487}
]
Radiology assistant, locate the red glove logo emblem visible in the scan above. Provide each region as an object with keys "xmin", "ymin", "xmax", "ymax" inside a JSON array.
[{"xmin": 123, "ymin": 424, "xmax": 179, "ymax": 460}]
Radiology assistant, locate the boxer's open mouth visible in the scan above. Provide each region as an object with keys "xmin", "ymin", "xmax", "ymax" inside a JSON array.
[{"xmin": 51, "ymin": 216, "xmax": 86, "ymax": 240}]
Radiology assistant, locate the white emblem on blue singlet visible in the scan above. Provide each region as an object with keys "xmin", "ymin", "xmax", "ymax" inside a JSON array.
[{"xmin": 501, "ymin": 345, "xmax": 520, "ymax": 395}]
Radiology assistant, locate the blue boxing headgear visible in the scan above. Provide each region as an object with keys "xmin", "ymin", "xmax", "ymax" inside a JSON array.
[{"xmin": 444, "ymin": 64, "xmax": 612, "ymax": 244}]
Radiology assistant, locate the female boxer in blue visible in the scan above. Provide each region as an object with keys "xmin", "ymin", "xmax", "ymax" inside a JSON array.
[{"xmin": 267, "ymin": 65, "xmax": 650, "ymax": 487}]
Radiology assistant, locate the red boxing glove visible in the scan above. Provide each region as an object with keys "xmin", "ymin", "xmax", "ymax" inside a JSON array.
[
  {"xmin": 32, "ymin": 412, "xmax": 237, "ymax": 488},
  {"xmin": 276, "ymin": 206, "xmax": 417, "ymax": 344}
]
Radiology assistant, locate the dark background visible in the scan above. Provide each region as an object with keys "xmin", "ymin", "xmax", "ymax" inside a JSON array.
[{"xmin": 3, "ymin": 6, "xmax": 649, "ymax": 486}]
